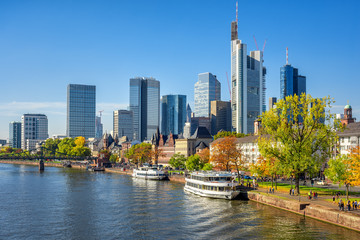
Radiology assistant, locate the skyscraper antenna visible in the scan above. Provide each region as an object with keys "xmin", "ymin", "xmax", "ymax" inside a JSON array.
[
  {"xmin": 286, "ymin": 47, "xmax": 289, "ymax": 65},
  {"xmin": 236, "ymin": 1, "xmax": 238, "ymax": 24}
]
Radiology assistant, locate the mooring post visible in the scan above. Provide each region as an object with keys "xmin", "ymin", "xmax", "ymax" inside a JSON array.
[{"xmin": 39, "ymin": 159, "xmax": 45, "ymax": 171}]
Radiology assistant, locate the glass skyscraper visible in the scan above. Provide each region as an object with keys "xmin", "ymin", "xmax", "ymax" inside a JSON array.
[
  {"xmin": 21, "ymin": 114, "xmax": 48, "ymax": 150},
  {"xmin": 231, "ymin": 21, "xmax": 266, "ymax": 134},
  {"xmin": 161, "ymin": 95, "xmax": 186, "ymax": 135},
  {"xmin": 194, "ymin": 72, "xmax": 221, "ymax": 118},
  {"xmin": 113, "ymin": 110, "xmax": 133, "ymax": 140},
  {"xmin": 130, "ymin": 77, "xmax": 160, "ymax": 141},
  {"xmin": 280, "ymin": 64, "xmax": 306, "ymax": 99},
  {"xmin": 9, "ymin": 121, "xmax": 21, "ymax": 148},
  {"xmin": 67, "ymin": 84, "xmax": 96, "ymax": 139}
]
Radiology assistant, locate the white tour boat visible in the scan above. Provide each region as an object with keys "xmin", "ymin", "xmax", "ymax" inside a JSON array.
[
  {"xmin": 184, "ymin": 171, "xmax": 240, "ymax": 200},
  {"xmin": 132, "ymin": 165, "xmax": 167, "ymax": 180}
]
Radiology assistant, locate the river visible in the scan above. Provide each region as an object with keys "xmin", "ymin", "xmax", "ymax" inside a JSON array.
[{"xmin": 1, "ymin": 163, "xmax": 359, "ymax": 240}]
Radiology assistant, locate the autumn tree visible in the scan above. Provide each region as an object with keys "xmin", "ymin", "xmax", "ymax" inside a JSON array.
[
  {"xmin": 250, "ymin": 156, "xmax": 281, "ymax": 188},
  {"xmin": 125, "ymin": 143, "xmax": 152, "ymax": 167},
  {"xmin": 325, "ymin": 147, "xmax": 360, "ymax": 200},
  {"xmin": 210, "ymin": 136, "xmax": 244, "ymax": 178},
  {"xmin": 258, "ymin": 94, "xmax": 340, "ymax": 194},
  {"xmin": 197, "ymin": 148, "xmax": 210, "ymax": 164},
  {"xmin": 151, "ymin": 146, "xmax": 165, "ymax": 165}
]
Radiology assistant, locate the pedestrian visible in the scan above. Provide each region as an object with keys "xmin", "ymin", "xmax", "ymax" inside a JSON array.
[
  {"xmin": 290, "ymin": 188, "xmax": 292, "ymax": 196},
  {"xmin": 341, "ymin": 201, "xmax": 345, "ymax": 211},
  {"xmin": 355, "ymin": 200, "xmax": 358, "ymax": 210},
  {"xmin": 339, "ymin": 199, "xmax": 342, "ymax": 210},
  {"xmin": 333, "ymin": 195, "xmax": 335, "ymax": 204},
  {"xmin": 272, "ymin": 187, "xmax": 274, "ymax": 193},
  {"xmin": 347, "ymin": 200, "xmax": 351, "ymax": 211},
  {"xmin": 308, "ymin": 192, "xmax": 312, "ymax": 200},
  {"xmin": 292, "ymin": 188, "xmax": 295, "ymax": 196},
  {"xmin": 352, "ymin": 201, "xmax": 355, "ymax": 210}
]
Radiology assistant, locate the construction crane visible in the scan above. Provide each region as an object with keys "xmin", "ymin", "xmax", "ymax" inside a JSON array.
[{"xmin": 98, "ymin": 110, "xmax": 104, "ymax": 118}]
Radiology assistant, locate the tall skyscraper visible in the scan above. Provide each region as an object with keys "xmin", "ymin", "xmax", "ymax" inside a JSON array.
[
  {"xmin": 67, "ymin": 84, "xmax": 96, "ymax": 139},
  {"xmin": 95, "ymin": 116, "xmax": 103, "ymax": 139},
  {"xmin": 269, "ymin": 97, "xmax": 277, "ymax": 110},
  {"xmin": 113, "ymin": 110, "xmax": 133, "ymax": 140},
  {"xmin": 194, "ymin": 72, "xmax": 221, "ymax": 118},
  {"xmin": 280, "ymin": 50, "xmax": 306, "ymax": 99},
  {"xmin": 161, "ymin": 95, "xmax": 187, "ymax": 135},
  {"xmin": 211, "ymin": 100, "xmax": 231, "ymax": 135},
  {"xmin": 21, "ymin": 114, "xmax": 48, "ymax": 150},
  {"xmin": 231, "ymin": 13, "xmax": 266, "ymax": 134},
  {"xmin": 9, "ymin": 121, "xmax": 21, "ymax": 148},
  {"xmin": 130, "ymin": 77, "xmax": 160, "ymax": 141}
]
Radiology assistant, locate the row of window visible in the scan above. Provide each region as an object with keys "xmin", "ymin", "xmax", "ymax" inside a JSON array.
[
  {"xmin": 186, "ymin": 182, "xmax": 232, "ymax": 192},
  {"xmin": 136, "ymin": 173, "xmax": 165, "ymax": 176},
  {"xmin": 190, "ymin": 176, "xmax": 232, "ymax": 182}
]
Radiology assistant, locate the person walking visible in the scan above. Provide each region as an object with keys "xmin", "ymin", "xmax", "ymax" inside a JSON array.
[
  {"xmin": 292, "ymin": 188, "xmax": 295, "ymax": 196},
  {"xmin": 333, "ymin": 195, "xmax": 336, "ymax": 204},
  {"xmin": 290, "ymin": 188, "xmax": 292, "ymax": 196},
  {"xmin": 355, "ymin": 200, "xmax": 358, "ymax": 210},
  {"xmin": 339, "ymin": 199, "xmax": 342, "ymax": 210},
  {"xmin": 347, "ymin": 200, "xmax": 351, "ymax": 211}
]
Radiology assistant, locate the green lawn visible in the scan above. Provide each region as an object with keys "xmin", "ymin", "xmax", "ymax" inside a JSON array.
[{"xmin": 256, "ymin": 182, "xmax": 359, "ymax": 196}]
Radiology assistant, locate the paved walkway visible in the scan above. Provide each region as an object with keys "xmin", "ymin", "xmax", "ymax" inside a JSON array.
[{"xmin": 256, "ymin": 187, "xmax": 360, "ymax": 215}]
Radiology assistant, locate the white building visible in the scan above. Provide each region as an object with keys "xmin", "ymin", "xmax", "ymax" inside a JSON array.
[
  {"xmin": 21, "ymin": 114, "xmax": 48, "ymax": 150},
  {"xmin": 337, "ymin": 122, "xmax": 360, "ymax": 155}
]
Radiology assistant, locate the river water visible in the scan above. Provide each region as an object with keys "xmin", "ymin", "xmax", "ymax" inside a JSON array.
[{"xmin": 1, "ymin": 163, "xmax": 359, "ymax": 240}]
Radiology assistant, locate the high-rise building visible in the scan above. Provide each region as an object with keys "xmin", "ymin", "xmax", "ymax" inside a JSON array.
[
  {"xmin": 130, "ymin": 77, "xmax": 160, "ymax": 141},
  {"xmin": 194, "ymin": 72, "xmax": 221, "ymax": 118},
  {"xmin": 95, "ymin": 116, "xmax": 103, "ymax": 139},
  {"xmin": 21, "ymin": 114, "xmax": 48, "ymax": 150},
  {"xmin": 113, "ymin": 110, "xmax": 133, "ymax": 140},
  {"xmin": 231, "ymin": 17, "xmax": 266, "ymax": 134},
  {"xmin": 211, "ymin": 100, "xmax": 231, "ymax": 135},
  {"xmin": 280, "ymin": 53, "xmax": 306, "ymax": 99},
  {"xmin": 9, "ymin": 121, "xmax": 21, "ymax": 148},
  {"xmin": 269, "ymin": 97, "xmax": 277, "ymax": 110},
  {"xmin": 161, "ymin": 95, "xmax": 187, "ymax": 135},
  {"xmin": 67, "ymin": 84, "xmax": 96, "ymax": 139}
]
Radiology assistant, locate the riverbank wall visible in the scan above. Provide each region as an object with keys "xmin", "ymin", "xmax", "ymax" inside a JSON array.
[
  {"xmin": 0, "ymin": 160, "xmax": 87, "ymax": 169},
  {"xmin": 247, "ymin": 191, "xmax": 360, "ymax": 232}
]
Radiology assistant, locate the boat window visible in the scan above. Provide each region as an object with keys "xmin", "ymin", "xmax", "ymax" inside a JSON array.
[{"xmin": 219, "ymin": 187, "xmax": 224, "ymax": 191}]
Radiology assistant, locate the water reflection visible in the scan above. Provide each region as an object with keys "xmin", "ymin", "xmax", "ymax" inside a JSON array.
[{"xmin": 0, "ymin": 163, "xmax": 359, "ymax": 240}]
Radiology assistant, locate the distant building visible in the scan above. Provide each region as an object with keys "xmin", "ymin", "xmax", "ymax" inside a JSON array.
[
  {"xmin": 152, "ymin": 128, "xmax": 179, "ymax": 165},
  {"xmin": 280, "ymin": 63, "xmax": 306, "ymax": 99},
  {"xmin": 21, "ymin": 114, "xmax": 48, "ymax": 150},
  {"xmin": 0, "ymin": 139, "xmax": 7, "ymax": 146},
  {"xmin": 210, "ymin": 100, "xmax": 231, "ymax": 135},
  {"xmin": 130, "ymin": 77, "xmax": 160, "ymax": 141},
  {"xmin": 95, "ymin": 116, "xmax": 103, "ymax": 139},
  {"xmin": 191, "ymin": 116, "xmax": 211, "ymax": 137},
  {"xmin": 9, "ymin": 121, "xmax": 21, "ymax": 148},
  {"xmin": 113, "ymin": 110, "xmax": 133, "ymax": 140},
  {"xmin": 67, "ymin": 84, "xmax": 96, "ymax": 139},
  {"xmin": 269, "ymin": 97, "xmax": 277, "ymax": 110},
  {"xmin": 161, "ymin": 95, "xmax": 187, "ymax": 135},
  {"xmin": 341, "ymin": 103, "xmax": 356, "ymax": 126},
  {"xmin": 194, "ymin": 72, "xmax": 221, "ymax": 118},
  {"xmin": 338, "ymin": 122, "xmax": 360, "ymax": 155},
  {"xmin": 186, "ymin": 104, "xmax": 192, "ymax": 122},
  {"xmin": 231, "ymin": 18, "xmax": 266, "ymax": 134},
  {"xmin": 175, "ymin": 127, "xmax": 213, "ymax": 157}
]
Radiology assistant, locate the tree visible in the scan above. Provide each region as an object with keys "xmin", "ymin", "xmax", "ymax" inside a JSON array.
[
  {"xmin": 186, "ymin": 155, "xmax": 203, "ymax": 171},
  {"xmin": 197, "ymin": 148, "xmax": 210, "ymax": 164},
  {"xmin": 169, "ymin": 153, "xmax": 186, "ymax": 169},
  {"xmin": 42, "ymin": 138, "xmax": 61, "ymax": 156},
  {"xmin": 258, "ymin": 94, "xmax": 340, "ymax": 194},
  {"xmin": 213, "ymin": 131, "xmax": 247, "ymax": 140},
  {"xmin": 109, "ymin": 154, "xmax": 118, "ymax": 163},
  {"xmin": 125, "ymin": 143, "xmax": 152, "ymax": 167},
  {"xmin": 210, "ymin": 136, "xmax": 244, "ymax": 178},
  {"xmin": 250, "ymin": 156, "xmax": 282, "ymax": 188},
  {"xmin": 202, "ymin": 163, "xmax": 213, "ymax": 171},
  {"xmin": 151, "ymin": 146, "xmax": 165, "ymax": 165},
  {"xmin": 58, "ymin": 138, "xmax": 75, "ymax": 156},
  {"xmin": 326, "ymin": 147, "xmax": 360, "ymax": 200}
]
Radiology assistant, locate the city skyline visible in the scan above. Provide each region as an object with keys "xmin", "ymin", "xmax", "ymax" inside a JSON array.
[{"xmin": 0, "ymin": 0, "xmax": 359, "ymax": 139}]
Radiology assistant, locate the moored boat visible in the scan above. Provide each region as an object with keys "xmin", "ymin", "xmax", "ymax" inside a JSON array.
[
  {"xmin": 132, "ymin": 165, "xmax": 167, "ymax": 180},
  {"xmin": 184, "ymin": 171, "xmax": 240, "ymax": 200}
]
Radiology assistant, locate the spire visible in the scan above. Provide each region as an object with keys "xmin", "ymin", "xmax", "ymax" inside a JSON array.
[{"xmin": 286, "ymin": 47, "xmax": 289, "ymax": 65}]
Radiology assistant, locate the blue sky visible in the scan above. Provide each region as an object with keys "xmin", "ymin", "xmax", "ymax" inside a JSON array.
[{"xmin": 0, "ymin": 0, "xmax": 359, "ymax": 139}]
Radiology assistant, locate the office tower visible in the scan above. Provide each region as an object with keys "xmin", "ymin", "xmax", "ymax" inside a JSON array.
[
  {"xmin": 67, "ymin": 84, "xmax": 96, "ymax": 139},
  {"xmin": 194, "ymin": 72, "xmax": 221, "ymax": 118},
  {"xmin": 161, "ymin": 95, "xmax": 187, "ymax": 135},
  {"xmin": 186, "ymin": 104, "xmax": 192, "ymax": 122},
  {"xmin": 21, "ymin": 114, "xmax": 48, "ymax": 150},
  {"xmin": 113, "ymin": 110, "xmax": 133, "ymax": 140},
  {"xmin": 95, "ymin": 116, "xmax": 103, "ymax": 139},
  {"xmin": 130, "ymin": 77, "xmax": 160, "ymax": 141},
  {"xmin": 211, "ymin": 100, "xmax": 231, "ymax": 135},
  {"xmin": 280, "ymin": 49, "xmax": 306, "ymax": 99},
  {"xmin": 269, "ymin": 97, "xmax": 277, "ymax": 110},
  {"xmin": 231, "ymin": 15, "xmax": 266, "ymax": 134},
  {"xmin": 190, "ymin": 117, "xmax": 211, "ymax": 136},
  {"xmin": 9, "ymin": 121, "xmax": 21, "ymax": 148}
]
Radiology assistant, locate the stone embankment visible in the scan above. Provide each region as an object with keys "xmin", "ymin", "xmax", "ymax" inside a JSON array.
[
  {"xmin": 247, "ymin": 191, "xmax": 360, "ymax": 232},
  {"xmin": 0, "ymin": 160, "xmax": 87, "ymax": 169}
]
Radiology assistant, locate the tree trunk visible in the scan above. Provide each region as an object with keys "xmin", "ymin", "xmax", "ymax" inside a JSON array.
[
  {"xmin": 271, "ymin": 176, "xmax": 274, "ymax": 188},
  {"xmin": 295, "ymin": 175, "xmax": 300, "ymax": 195},
  {"xmin": 346, "ymin": 185, "xmax": 349, "ymax": 201},
  {"xmin": 275, "ymin": 175, "xmax": 277, "ymax": 190}
]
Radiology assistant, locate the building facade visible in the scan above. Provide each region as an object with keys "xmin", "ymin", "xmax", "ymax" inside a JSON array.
[
  {"xmin": 113, "ymin": 110, "xmax": 134, "ymax": 140},
  {"xmin": 269, "ymin": 97, "xmax": 277, "ymax": 110},
  {"xmin": 21, "ymin": 114, "xmax": 48, "ymax": 150},
  {"xmin": 280, "ymin": 64, "xmax": 306, "ymax": 99},
  {"xmin": 341, "ymin": 104, "xmax": 356, "ymax": 126},
  {"xmin": 338, "ymin": 122, "xmax": 360, "ymax": 155},
  {"xmin": 9, "ymin": 121, "xmax": 22, "ymax": 148},
  {"xmin": 210, "ymin": 100, "xmax": 231, "ymax": 135},
  {"xmin": 231, "ymin": 20, "xmax": 266, "ymax": 134},
  {"xmin": 130, "ymin": 77, "xmax": 160, "ymax": 141},
  {"xmin": 194, "ymin": 72, "xmax": 221, "ymax": 118},
  {"xmin": 67, "ymin": 84, "xmax": 96, "ymax": 139},
  {"xmin": 95, "ymin": 116, "xmax": 103, "ymax": 139},
  {"xmin": 161, "ymin": 94, "xmax": 187, "ymax": 135}
]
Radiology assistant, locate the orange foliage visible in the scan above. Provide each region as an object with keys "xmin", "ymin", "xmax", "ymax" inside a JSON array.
[
  {"xmin": 197, "ymin": 148, "xmax": 210, "ymax": 164},
  {"xmin": 210, "ymin": 136, "xmax": 243, "ymax": 172},
  {"xmin": 348, "ymin": 146, "xmax": 360, "ymax": 186}
]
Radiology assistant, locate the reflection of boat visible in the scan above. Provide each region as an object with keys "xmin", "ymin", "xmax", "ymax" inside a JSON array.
[
  {"xmin": 63, "ymin": 161, "xmax": 72, "ymax": 168},
  {"xmin": 86, "ymin": 164, "xmax": 105, "ymax": 172},
  {"xmin": 132, "ymin": 165, "xmax": 167, "ymax": 180},
  {"xmin": 184, "ymin": 171, "xmax": 240, "ymax": 200}
]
